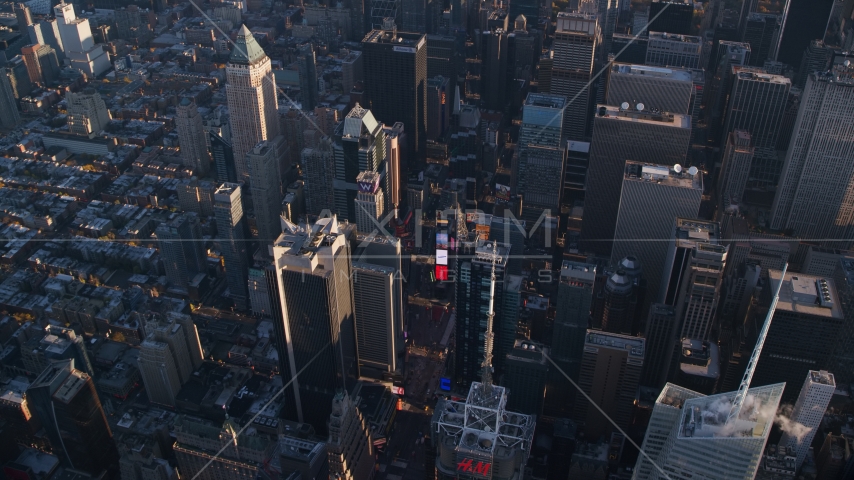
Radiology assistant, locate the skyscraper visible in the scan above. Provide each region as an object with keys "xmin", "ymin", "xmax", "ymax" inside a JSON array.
[
  {"xmin": 717, "ymin": 130, "xmax": 755, "ymax": 209},
  {"xmin": 173, "ymin": 416, "xmax": 274, "ymax": 480},
  {"xmin": 138, "ymin": 337, "xmax": 183, "ymax": 407},
  {"xmin": 297, "ymin": 43, "xmax": 319, "ymax": 110},
  {"xmin": 214, "ymin": 183, "xmax": 249, "ymax": 309},
  {"xmin": 480, "ymin": 28, "xmax": 509, "ymax": 111},
  {"xmin": 610, "ymin": 163, "xmax": 703, "ymax": 304},
  {"xmin": 581, "ymin": 104, "xmax": 691, "ymax": 255},
  {"xmin": 770, "ymin": 63, "xmax": 854, "ymax": 248},
  {"xmin": 226, "ymin": 25, "xmax": 279, "ymax": 179},
  {"xmin": 632, "ymin": 382, "xmax": 785, "ymax": 480},
  {"xmin": 503, "ymin": 340, "xmax": 549, "ymax": 417},
  {"xmin": 303, "ymin": 136, "xmax": 336, "ymax": 215},
  {"xmin": 645, "ymin": 31, "xmax": 703, "ymax": 69},
  {"xmin": 648, "ymin": 0, "xmax": 694, "ymax": 35},
  {"xmin": 327, "ymin": 390, "xmax": 374, "ymax": 480},
  {"xmin": 27, "ymin": 360, "xmax": 119, "ymax": 477},
  {"xmin": 455, "ymin": 240, "xmax": 510, "ymax": 386},
  {"xmin": 517, "ymin": 93, "xmax": 567, "ymax": 217},
  {"xmin": 246, "ymin": 138, "xmax": 284, "ymax": 249},
  {"xmin": 642, "ymin": 303, "xmax": 676, "ymax": 387},
  {"xmin": 155, "ymin": 212, "xmax": 206, "ymax": 290},
  {"xmin": 66, "ymin": 88, "xmax": 111, "ymax": 137},
  {"xmin": 352, "ymin": 262, "xmax": 399, "ymax": 376},
  {"xmin": 606, "ymin": 63, "xmax": 693, "ymax": 115},
  {"xmin": 742, "ymin": 13, "xmax": 782, "ymax": 66},
  {"xmin": 594, "ymin": 256, "xmax": 644, "ymax": 334},
  {"xmin": 53, "ymin": 1, "xmax": 110, "ymax": 77},
  {"xmin": 210, "ymin": 131, "xmax": 237, "ymax": 184},
  {"xmin": 780, "ymin": 370, "xmax": 836, "ymax": 469},
  {"xmin": 547, "ymin": 261, "xmax": 596, "ymax": 415},
  {"xmin": 751, "ymin": 270, "xmax": 845, "ymax": 400},
  {"xmin": 362, "ymin": 26, "xmax": 427, "ymax": 161},
  {"xmin": 720, "ymin": 67, "xmax": 790, "ymax": 189},
  {"xmin": 266, "ymin": 217, "xmax": 359, "ymax": 434},
  {"xmin": 551, "ymin": 10, "xmax": 599, "ymax": 141},
  {"xmin": 175, "ymin": 98, "xmax": 211, "ymax": 176},
  {"xmin": 0, "ymin": 73, "xmax": 20, "ymax": 129},
  {"xmin": 574, "ymin": 331, "xmax": 644, "ymax": 439},
  {"xmin": 334, "ymin": 105, "xmax": 386, "ymax": 220},
  {"xmin": 354, "ymin": 171, "xmax": 385, "ymax": 233},
  {"xmin": 138, "ymin": 313, "xmax": 202, "ymax": 407}
]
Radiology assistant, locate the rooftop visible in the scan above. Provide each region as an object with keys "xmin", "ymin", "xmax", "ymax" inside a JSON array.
[
  {"xmin": 624, "ymin": 161, "xmax": 703, "ymax": 190},
  {"xmin": 584, "ymin": 331, "xmax": 645, "ymax": 358},
  {"xmin": 809, "ymin": 370, "xmax": 836, "ymax": 387},
  {"xmin": 769, "ymin": 270, "xmax": 843, "ymax": 319},
  {"xmin": 648, "ymin": 31, "xmax": 702, "ymax": 43},
  {"xmin": 560, "ymin": 261, "xmax": 597, "ymax": 282},
  {"xmin": 596, "ymin": 104, "xmax": 690, "ymax": 129},
  {"xmin": 229, "ymin": 25, "xmax": 268, "ymax": 65},
  {"xmin": 679, "ymin": 383, "xmax": 785, "ymax": 439},
  {"xmin": 524, "ymin": 93, "xmax": 567, "ymax": 109},
  {"xmin": 610, "ymin": 63, "xmax": 693, "ymax": 82}
]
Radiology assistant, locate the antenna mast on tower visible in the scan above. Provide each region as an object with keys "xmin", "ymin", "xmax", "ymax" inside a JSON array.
[
  {"xmin": 726, "ymin": 263, "xmax": 788, "ymax": 425},
  {"xmin": 480, "ymin": 241, "xmax": 499, "ymax": 394}
]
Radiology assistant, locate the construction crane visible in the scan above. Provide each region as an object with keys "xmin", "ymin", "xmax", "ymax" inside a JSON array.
[{"xmin": 726, "ymin": 263, "xmax": 788, "ymax": 425}]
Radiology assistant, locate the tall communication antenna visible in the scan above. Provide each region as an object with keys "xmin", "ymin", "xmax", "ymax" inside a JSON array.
[
  {"xmin": 479, "ymin": 241, "xmax": 499, "ymax": 394},
  {"xmin": 726, "ymin": 263, "xmax": 788, "ymax": 425}
]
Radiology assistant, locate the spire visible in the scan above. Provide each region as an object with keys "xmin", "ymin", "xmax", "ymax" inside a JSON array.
[
  {"xmin": 229, "ymin": 25, "xmax": 267, "ymax": 65},
  {"xmin": 480, "ymin": 241, "xmax": 499, "ymax": 393}
]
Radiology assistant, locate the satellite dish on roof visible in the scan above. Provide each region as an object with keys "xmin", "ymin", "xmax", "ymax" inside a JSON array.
[
  {"xmin": 673, "ymin": 164, "xmax": 683, "ymax": 173},
  {"xmin": 636, "ymin": 103, "xmax": 645, "ymax": 112},
  {"xmin": 620, "ymin": 102, "xmax": 630, "ymax": 110},
  {"xmin": 688, "ymin": 166, "xmax": 699, "ymax": 176}
]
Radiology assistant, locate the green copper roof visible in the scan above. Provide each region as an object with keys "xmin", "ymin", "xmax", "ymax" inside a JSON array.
[{"xmin": 229, "ymin": 25, "xmax": 267, "ymax": 65}]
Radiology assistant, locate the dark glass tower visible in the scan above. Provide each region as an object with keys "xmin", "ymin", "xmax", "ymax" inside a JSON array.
[
  {"xmin": 648, "ymin": 0, "xmax": 694, "ymax": 35},
  {"xmin": 27, "ymin": 360, "xmax": 119, "ymax": 478},
  {"xmin": 362, "ymin": 27, "xmax": 427, "ymax": 165},
  {"xmin": 210, "ymin": 131, "xmax": 237, "ymax": 184}
]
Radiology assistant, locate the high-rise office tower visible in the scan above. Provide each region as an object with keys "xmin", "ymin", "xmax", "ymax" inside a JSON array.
[
  {"xmin": 176, "ymin": 98, "xmax": 211, "ymax": 176},
  {"xmin": 27, "ymin": 18, "xmax": 66, "ymax": 61},
  {"xmin": 210, "ymin": 131, "xmax": 237, "ymax": 184},
  {"xmin": 642, "ymin": 303, "xmax": 676, "ymax": 387},
  {"xmin": 6, "ymin": 57, "xmax": 32, "ymax": 101},
  {"xmin": 779, "ymin": 370, "xmax": 835, "ymax": 469},
  {"xmin": 246, "ymin": 138, "xmax": 284, "ymax": 249},
  {"xmin": 503, "ymin": 340, "xmax": 549, "ymax": 416},
  {"xmin": 546, "ymin": 261, "xmax": 596, "ymax": 415},
  {"xmin": 155, "ymin": 212, "xmax": 206, "ymax": 290},
  {"xmin": 596, "ymin": 0, "xmax": 618, "ymax": 53},
  {"xmin": 606, "ymin": 63, "xmax": 693, "ymax": 115},
  {"xmin": 53, "ymin": 1, "xmax": 110, "ymax": 77},
  {"xmin": 303, "ymin": 136, "xmax": 336, "ymax": 215},
  {"xmin": 574, "ymin": 331, "xmax": 644, "ymax": 439},
  {"xmin": 742, "ymin": 13, "xmax": 782, "ymax": 66},
  {"xmin": 610, "ymin": 163, "xmax": 703, "ymax": 304},
  {"xmin": 266, "ymin": 217, "xmax": 359, "ymax": 434},
  {"xmin": 648, "ymin": 0, "xmax": 694, "ymax": 35},
  {"xmin": 660, "ymin": 219, "xmax": 727, "ymax": 335},
  {"xmin": 831, "ymin": 256, "xmax": 854, "ymax": 388},
  {"xmin": 226, "ymin": 25, "xmax": 279, "ymax": 179},
  {"xmin": 173, "ymin": 416, "xmax": 274, "ymax": 480},
  {"xmin": 551, "ymin": 10, "xmax": 599, "ymax": 141},
  {"xmin": 751, "ymin": 270, "xmax": 844, "ymax": 400},
  {"xmin": 14, "ymin": 3, "xmax": 32, "ymax": 29},
  {"xmin": 632, "ymin": 382, "xmax": 785, "ymax": 480},
  {"xmin": 426, "ymin": 76, "xmax": 450, "ymax": 141},
  {"xmin": 455, "ymin": 240, "xmax": 509, "ymax": 386},
  {"xmin": 480, "ymin": 28, "xmax": 509, "ymax": 111},
  {"xmin": 0, "ymin": 73, "xmax": 21, "ymax": 129},
  {"xmin": 327, "ymin": 390, "xmax": 374, "ymax": 480},
  {"xmin": 718, "ymin": 130, "xmax": 754, "ymax": 209},
  {"xmin": 382, "ymin": 122, "xmax": 404, "ymax": 210},
  {"xmin": 721, "ymin": 67, "xmax": 790, "ymax": 189},
  {"xmin": 214, "ymin": 183, "xmax": 249, "ymax": 309},
  {"xmin": 27, "ymin": 360, "xmax": 119, "ymax": 477},
  {"xmin": 297, "ymin": 43, "xmax": 319, "ymax": 110},
  {"xmin": 581, "ymin": 104, "xmax": 691, "ymax": 255},
  {"xmin": 334, "ymin": 105, "xmax": 387, "ymax": 220},
  {"xmin": 66, "ymin": 88, "xmax": 111, "ymax": 137},
  {"xmin": 770, "ymin": 64, "xmax": 854, "ymax": 248},
  {"xmin": 20, "ymin": 44, "xmax": 44, "ymax": 84},
  {"xmin": 138, "ymin": 337, "xmax": 183, "ymax": 406},
  {"xmin": 593, "ymin": 256, "xmax": 645, "ymax": 334},
  {"xmin": 708, "ymin": 41, "xmax": 751, "ymax": 134},
  {"xmin": 645, "ymin": 31, "xmax": 703, "ymax": 69},
  {"xmin": 362, "ymin": 26, "xmax": 427, "ymax": 160},
  {"xmin": 354, "ymin": 171, "xmax": 385, "ymax": 233},
  {"xmin": 510, "ymin": 0, "xmax": 538, "ymax": 29},
  {"xmin": 517, "ymin": 93, "xmax": 567, "ymax": 217},
  {"xmin": 352, "ymin": 262, "xmax": 399, "ymax": 376},
  {"xmin": 401, "ymin": 0, "xmax": 426, "ymax": 33},
  {"xmin": 169, "ymin": 312, "xmax": 204, "ymax": 370},
  {"xmin": 796, "ymin": 39, "xmax": 832, "ymax": 89}
]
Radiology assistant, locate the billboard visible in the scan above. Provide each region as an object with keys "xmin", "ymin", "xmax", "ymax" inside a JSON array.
[
  {"xmin": 475, "ymin": 224, "xmax": 490, "ymax": 240},
  {"xmin": 391, "ymin": 386, "xmax": 405, "ymax": 395},
  {"xmin": 436, "ymin": 249, "xmax": 448, "ymax": 265},
  {"xmin": 495, "ymin": 183, "xmax": 511, "ymax": 201},
  {"xmin": 435, "ymin": 265, "xmax": 448, "ymax": 281},
  {"xmin": 440, "ymin": 377, "xmax": 451, "ymax": 391},
  {"xmin": 436, "ymin": 232, "xmax": 449, "ymax": 249}
]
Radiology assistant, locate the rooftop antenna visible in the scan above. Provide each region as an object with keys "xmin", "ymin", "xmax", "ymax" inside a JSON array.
[
  {"xmin": 726, "ymin": 263, "xmax": 788, "ymax": 425},
  {"xmin": 479, "ymin": 241, "xmax": 499, "ymax": 394}
]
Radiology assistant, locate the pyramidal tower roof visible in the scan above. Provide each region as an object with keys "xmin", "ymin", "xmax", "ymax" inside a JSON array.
[{"xmin": 229, "ymin": 25, "xmax": 267, "ymax": 65}]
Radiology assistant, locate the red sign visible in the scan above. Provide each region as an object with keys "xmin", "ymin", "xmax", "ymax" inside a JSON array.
[
  {"xmin": 457, "ymin": 459, "xmax": 491, "ymax": 476},
  {"xmin": 435, "ymin": 265, "xmax": 448, "ymax": 281}
]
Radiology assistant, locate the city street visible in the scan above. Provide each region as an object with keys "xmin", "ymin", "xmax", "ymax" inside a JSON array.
[{"xmin": 376, "ymin": 406, "xmax": 432, "ymax": 480}]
